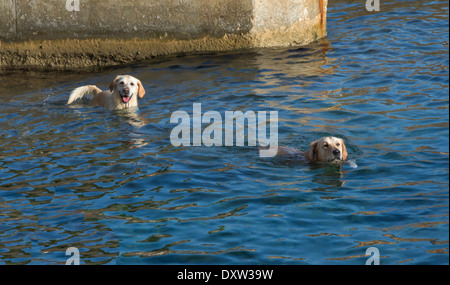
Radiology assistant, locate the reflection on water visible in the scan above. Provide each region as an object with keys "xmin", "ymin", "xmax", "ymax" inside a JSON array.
[
  {"xmin": 0, "ymin": 0, "xmax": 448, "ymax": 264},
  {"xmin": 310, "ymin": 164, "xmax": 346, "ymax": 188}
]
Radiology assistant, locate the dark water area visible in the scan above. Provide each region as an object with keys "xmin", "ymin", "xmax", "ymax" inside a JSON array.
[{"xmin": 0, "ymin": 0, "xmax": 448, "ymax": 264}]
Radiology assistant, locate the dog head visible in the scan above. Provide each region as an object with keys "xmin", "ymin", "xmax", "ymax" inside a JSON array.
[
  {"xmin": 304, "ymin": 137, "xmax": 348, "ymax": 163},
  {"xmin": 109, "ymin": 75, "xmax": 145, "ymax": 105}
]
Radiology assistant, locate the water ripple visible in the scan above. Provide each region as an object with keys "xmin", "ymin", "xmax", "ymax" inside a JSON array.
[{"xmin": 0, "ymin": 0, "xmax": 448, "ymax": 264}]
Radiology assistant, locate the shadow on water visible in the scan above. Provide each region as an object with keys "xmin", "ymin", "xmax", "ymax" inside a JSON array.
[
  {"xmin": 273, "ymin": 154, "xmax": 347, "ymax": 188},
  {"xmin": 309, "ymin": 164, "xmax": 346, "ymax": 188}
]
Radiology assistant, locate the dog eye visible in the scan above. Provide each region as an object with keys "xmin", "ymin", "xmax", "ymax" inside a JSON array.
[
  {"xmin": 130, "ymin": 83, "xmax": 135, "ymax": 86},
  {"xmin": 336, "ymin": 143, "xmax": 340, "ymax": 146},
  {"xmin": 323, "ymin": 143, "xmax": 328, "ymax": 148},
  {"xmin": 120, "ymin": 81, "xmax": 124, "ymax": 85}
]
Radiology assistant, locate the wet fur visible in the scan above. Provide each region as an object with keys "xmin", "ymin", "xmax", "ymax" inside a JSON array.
[
  {"xmin": 277, "ymin": 137, "xmax": 348, "ymax": 163},
  {"xmin": 67, "ymin": 75, "xmax": 145, "ymax": 110}
]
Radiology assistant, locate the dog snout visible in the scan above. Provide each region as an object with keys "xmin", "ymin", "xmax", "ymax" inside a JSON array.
[
  {"xmin": 123, "ymin": 87, "xmax": 130, "ymax": 95},
  {"xmin": 333, "ymin": 149, "xmax": 340, "ymax": 156}
]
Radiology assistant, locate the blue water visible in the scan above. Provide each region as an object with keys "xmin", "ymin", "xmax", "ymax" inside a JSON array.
[{"xmin": 0, "ymin": 0, "xmax": 448, "ymax": 265}]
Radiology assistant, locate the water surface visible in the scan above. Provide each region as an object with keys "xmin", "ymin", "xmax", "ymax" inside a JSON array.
[{"xmin": 0, "ymin": 0, "xmax": 448, "ymax": 264}]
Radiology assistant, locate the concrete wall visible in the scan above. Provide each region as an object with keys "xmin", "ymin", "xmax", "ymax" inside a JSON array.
[
  {"xmin": 3, "ymin": 0, "xmax": 253, "ymax": 40},
  {"xmin": 0, "ymin": 0, "xmax": 327, "ymax": 70},
  {"xmin": 0, "ymin": 0, "xmax": 16, "ymax": 40}
]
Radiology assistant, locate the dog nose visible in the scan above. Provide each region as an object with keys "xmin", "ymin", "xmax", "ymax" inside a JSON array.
[
  {"xmin": 123, "ymin": 88, "xmax": 129, "ymax": 94},
  {"xmin": 333, "ymin": 149, "xmax": 340, "ymax": 155}
]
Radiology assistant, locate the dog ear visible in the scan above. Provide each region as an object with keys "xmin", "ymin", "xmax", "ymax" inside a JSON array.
[
  {"xmin": 341, "ymin": 139, "xmax": 348, "ymax": 160},
  {"xmin": 304, "ymin": 140, "xmax": 319, "ymax": 162},
  {"xmin": 137, "ymin": 80, "xmax": 146, "ymax": 98},
  {"xmin": 109, "ymin": 76, "xmax": 119, "ymax": 92}
]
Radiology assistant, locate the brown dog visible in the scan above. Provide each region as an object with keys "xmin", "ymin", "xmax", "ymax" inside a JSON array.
[
  {"xmin": 277, "ymin": 137, "xmax": 348, "ymax": 163},
  {"xmin": 67, "ymin": 75, "xmax": 145, "ymax": 110}
]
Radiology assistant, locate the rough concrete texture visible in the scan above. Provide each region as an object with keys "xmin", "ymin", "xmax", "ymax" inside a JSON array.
[
  {"xmin": 0, "ymin": 0, "xmax": 327, "ymax": 70},
  {"xmin": 251, "ymin": 0, "xmax": 327, "ymax": 47}
]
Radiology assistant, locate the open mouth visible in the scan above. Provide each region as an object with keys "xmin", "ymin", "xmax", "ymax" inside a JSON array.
[{"xmin": 120, "ymin": 93, "xmax": 133, "ymax": 104}]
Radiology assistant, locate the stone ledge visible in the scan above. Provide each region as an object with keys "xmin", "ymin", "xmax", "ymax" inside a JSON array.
[{"xmin": 0, "ymin": 0, "xmax": 327, "ymax": 70}]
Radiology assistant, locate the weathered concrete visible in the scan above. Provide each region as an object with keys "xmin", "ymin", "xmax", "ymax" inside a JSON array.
[
  {"xmin": 0, "ymin": 0, "xmax": 327, "ymax": 70},
  {"xmin": 0, "ymin": 0, "xmax": 16, "ymax": 40}
]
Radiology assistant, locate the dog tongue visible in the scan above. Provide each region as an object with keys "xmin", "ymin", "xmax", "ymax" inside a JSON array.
[{"xmin": 122, "ymin": 96, "xmax": 130, "ymax": 103}]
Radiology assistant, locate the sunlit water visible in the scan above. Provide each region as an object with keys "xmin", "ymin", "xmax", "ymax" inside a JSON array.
[{"xmin": 0, "ymin": 0, "xmax": 448, "ymax": 264}]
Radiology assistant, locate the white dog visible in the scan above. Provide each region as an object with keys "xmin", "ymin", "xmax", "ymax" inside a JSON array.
[{"xmin": 67, "ymin": 75, "xmax": 145, "ymax": 110}]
